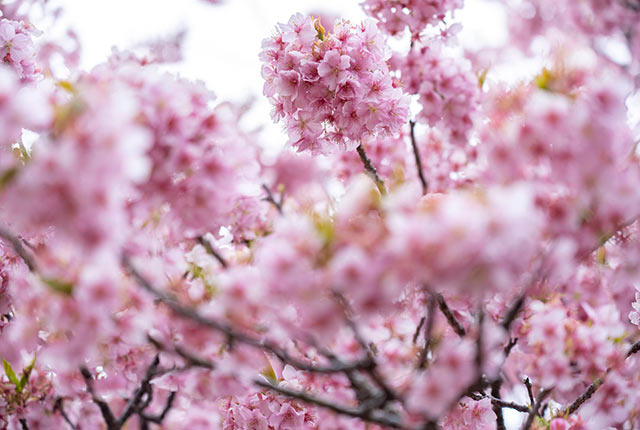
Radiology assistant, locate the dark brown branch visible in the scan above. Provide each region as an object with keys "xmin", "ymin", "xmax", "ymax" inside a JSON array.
[
  {"xmin": 475, "ymin": 309, "xmax": 485, "ymax": 372},
  {"xmin": 148, "ymin": 334, "xmax": 216, "ymax": 370},
  {"xmin": 491, "ymin": 380, "xmax": 506, "ymax": 430},
  {"xmin": 356, "ymin": 144, "xmax": 386, "ymax": 195},
  {"xmin": 470, "ymin": 391, "xmax": 530, "ymax": 414},
  {"xmin": 501, "ymin": 294, "xmax": 525, "ymax": 331},
  {"xmin": 436, "ymin": 294, "xmax": 466, "ymax": 337},
  {"xmin": 196, "ymin": 235, "xmax": 228, "ymax": 269},
  {"xmin": 564, "ymin": 338, "xmax": 640, "ymax": 415},
  {"xmin": 413, "ymin": 316, "xmax": 426, "ymax": 345},
  {"xmin": 116, "ymin": 355, "xmax": 160, "ymax": 427},
  {"xmin": 564, "ymin": 378, "xmax": 603, "ymax": 416},
  {"xmin": 409, "ymin": 120, "xmax": 428, "ymax": 194},
  {"xmin": 504, "ymin": 338, "xmax": 518, "ymax": 357},
  {"xmin": 124, "ymin": 255, "xmax": 371, "ymax": 374},
  {"xmin": 627, "ymin": 339, "xmax": 640, "ymax": 357},
  {"xmin": 520, "ymin": 387, "xmax": 552, "ymax": 430},
  {"xmin": 0, "ymin": 227, "xmax": 37, "ymax": 272},
  {"xmin": 262, "ymin": 184, "xmax": 283, "ymax": 214},
  {"xmin": 19, "ymin": 419, "xmax": 29, "ymax": 430},
  {"xmin": 524, "ymin": 378, "xmax": 534, "ymax": 405},
  {"xmin": 255, "ymin": 379, "xmax": 404, "ymax": 429},
  {"xmin": 80, "ymin": 367, "xmax": 117, "ymax": 429},
  {"xmin": 140, "ymin": 391, "xmax": 177, "ymax": 424},
  {"xmin": 331, "ymin": 291, "xmax": 399, "ymax": 404},
  {"xmin": 54, "ymin": 398, "xmax": 78, "ymax": 430},
  {"xmin": 418, "ymin": 295, "xmax": 437, "ymax": 369}
]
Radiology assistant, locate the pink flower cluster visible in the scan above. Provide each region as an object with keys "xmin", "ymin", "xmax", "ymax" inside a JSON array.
[
  {"xmin": 261, "ymin": 14, "xmax": 409, "ymax": 154},
  {"xmin": 361, "ymin": 0, "xmax": 463, "ymax": 37},
  {"xmin": 0, "ymin": 18, "xmax": 38, "ymax": 80},
  {"xmin": 397, "ymin": 40, "xmax": 479, "ymax": 146}
]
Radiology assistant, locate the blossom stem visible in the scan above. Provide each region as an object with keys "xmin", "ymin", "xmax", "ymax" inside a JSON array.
[
  {"xmin": 436, "ymin": 293, "xmax": 466, "ymax": 337},
  {"xmin": 409, "ymin": 120, "xmax": 428, "ymax": 194},
  {"xmin": 417, "ymin": 294, "xmax": 437, "ymax": 369},
  {"xmin": 54, "ymin": 398, "xmax": 78, "ymax": 430},
  {"xmin": 520, "ymin": 387, "xmax": 552, "ymax": 430},
  {"xmin": 254, "ymin": 379, "xmax": 405, "ymax": 429},
  {"xmin": 0, "ymin": 227, "xmax": 37, "ymax": 272},
  {"xmin": 262, "ymin": 183, "xmax": 283, "ymax": 214},
  {"xmin": 356, "ymin": 144, "xmax": 386, "ymax": 195},
  {"xmin": 196, "ymin": 235, "xmax": 228, "ymax": 269}
]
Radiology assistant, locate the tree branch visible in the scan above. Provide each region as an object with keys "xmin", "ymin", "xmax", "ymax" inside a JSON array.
[
  {"xmin": 409, "ymin": 120, "xmax": 428, "ymax": 194},
  {"xmin": 491, "ymin": 380, "xmax": 506, "ymax": 430},
  {"xmin": 124, "ymin": 255, "xmax": 372, "ymax": 374},
  {"xmin": 356, "ymin": 144, "xmax": 386, "ymax": 195},
  {"xmin": 116, "ymin": 355, "xmax": 160, "ymax": 427},
  {"xmin": 0, "ymin": 227, "xmax": 37, "ymax": 272},
  {"xmin": 254, "ymin": 378, "xmax": 404, "ymax": 429},
  {"xmin": 262, "ymin": 183, "xmax": 283, "ymax": 214},
  {"xmin": 196, "ymin": 235, "xmax": 228, "ymax": 269},
  {"xmin": 418, "ymin": 294, "xmax": 437, "ymax": 369},
  {"xmin": 80, "ymin": 367, "xmax": 117, "ymax": 429},
  {"xmin": 564, "ymin": 338, "xmax": 640, "ymax": 415},
  {"xmin": 54, "ymin": 398, "xmax": 78, "ymax": 430},
  {"xmin": 435, "ymin": 293, "xmax": 466, "ymax": 337},
  {"xmin": 520, "ymin": 387, "xmax": 552, "ymax": 430},
  {"xmin": 140, "ymin": 391, "xmax": 177, "ymax": 424}
]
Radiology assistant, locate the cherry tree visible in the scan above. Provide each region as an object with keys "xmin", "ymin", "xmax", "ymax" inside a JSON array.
[{"xmin": 1, "ymin": 0, "xmax": 640, "ymax": 429}]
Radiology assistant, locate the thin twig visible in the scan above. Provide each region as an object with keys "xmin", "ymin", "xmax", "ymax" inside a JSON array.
[
  {"xmin": 413, "ymin": 316, "xmax": 426, "ymax": 345},
  {"xmin": 196, "ymin": 235, "xmax": 228, "ymax": 269},
  {"xmin": 141, "ymin": 392, "xmax": 177, "ymax": 424},
  {"xmin": 471, "ymin": 391, "xmax": 530, "ymax": 414},
  {"xmin": 80, "ymin": 367, "xmax": 117, "ymax": 429},
  {"xmin": 520, "ymin": 387, "xmax": 552, "ymax": 430},
  {"xmin": 148, "ymin": 334, "xmax": 216, "ymax": 370},
  {"xmin": 435, "ymin": 294, "xmax": 466, "ymax": 337},
  {"xmin": 409, "ymin": 120, "xmax": 428, "ymax": 194},
  {"xmin": 627, "ymin": 339, "xmax": 640, "ymax": 357},
  {"xmin": 564, "ymin": 338, "xmax": 640, "ymax": 415},
  {"xmin": 356, "ymin": 144, "xmax": 386, "ymax": 195},
  {"xmin": 524, "ymin": 378, "xmax": 534, "ymax": 405},
  {"xmin": 504, "ymin": 338, "xmax": 518, "ymax": 357},
  {"xmin": 255, "ymin": 379, "xmax": 404, "ymax": 429},
  {"xmin": 0, "ymin": 227, "xmax": 37, "ymax": 272},
  {"xmin": 116, "ymin": 355, "xmax": 160, "ymax": 427},
  {"xmin": 54, "ymin": 398, "xmax": 78, "ymax": 430},
  {"xmin": 501, "ymin": 294, "xmax": 526, "ymax": 331},
  {"xmin": 262, "ymin": 184, "xmax": 283, "ymax": 214},
  {"xmin": 418, "ymin": 295, "xmax": 437, "ymax": 369},
  {"xmin": 564, "ymin": 378, "xmax": 603, "ymax": 415}
]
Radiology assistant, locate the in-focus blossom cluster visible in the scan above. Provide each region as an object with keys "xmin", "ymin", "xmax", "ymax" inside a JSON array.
[
  {"xmin": 0, "ymin": 18, "xmax": 38, "ymax": 80},
  {"xmin": 361, "ymin": 0, "xmax": 463, "ymax": 37},
  {"xmin": 261, "ymin": 14, "xmax": 409, "ymax": 154}
]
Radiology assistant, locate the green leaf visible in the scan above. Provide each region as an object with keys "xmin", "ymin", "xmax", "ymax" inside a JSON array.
[
  {"xmin": 41, "ymin": 277, "xmax": 74, "ymax": 295},
  {"xmin": 3, "ymin": 359, "xmax": 19, "ymax": 387}
]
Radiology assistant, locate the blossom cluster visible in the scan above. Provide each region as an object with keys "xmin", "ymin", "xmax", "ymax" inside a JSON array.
[
  {"xmin": 361, "ymin": 0, "xmax": 463, "ymax": 37},
  {"xmin": 261, "ymin": 14, "xmax": 409, "ymax": 154}
]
